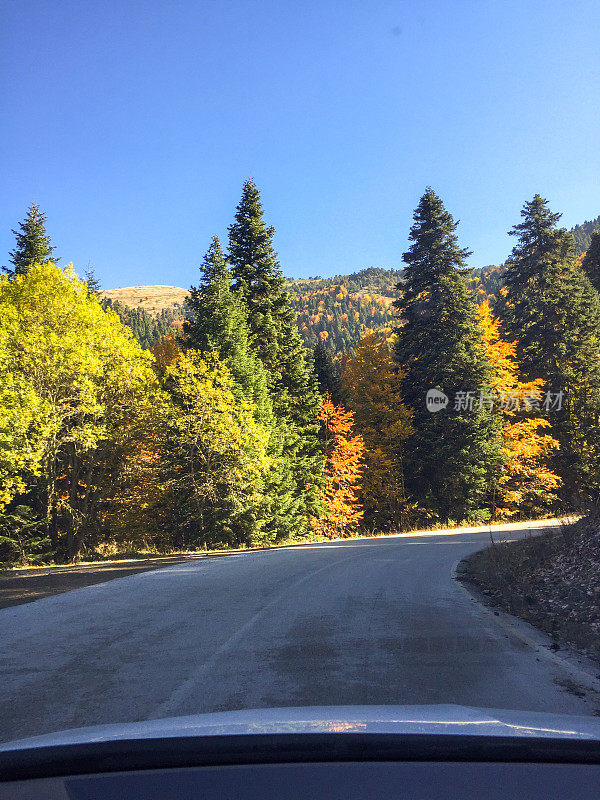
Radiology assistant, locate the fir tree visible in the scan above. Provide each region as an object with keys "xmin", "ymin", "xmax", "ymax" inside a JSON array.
[
  {"xmin": 184, "ymin": 235, "xmax": 271, "ymax": 422},
  {"xmin": 394, "ymin": 189, "xmax": 503, "ymax": 522},
  {"xmin": 84, "ymin": 265, "xmax": 101, "ymax": 295},
  {"xmin": 7, "ymin": 203, "xmax": 59, "ymax": 276},
  {"xmin": 227, "ymin": 179, "xmax": 320, "ymax": 424},
  {"xmin": 581, "ymin": 229, "xmax": 600, "ymax": 294},
  {"xmin": 227, "ymin": 180, "xmax": 323, "ymax": 524},
  {"xmin": 498, "ymin": 196, "xmax": 600, "ymax": 504},
  {"xmin": 313, "ymin": 340, "xmax": 343, "ymax": 404},
  {"xmin": 228, "ymin": 180, "xmax": 291, "ymax": 368},
  {"xmin": 184, "ymin": 235, "xmax": 310, "ymax": 540}
]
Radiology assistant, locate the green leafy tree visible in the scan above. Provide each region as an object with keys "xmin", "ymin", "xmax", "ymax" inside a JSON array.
[
  {"xmin": 394, "ymin": 189, "xmax": 503, "ymax": 523},
  {"xmin": 0, "ymin": 262, "xmax": 156, "ymax": 560},
  {"xmin": 184, "ymin": 235, "xmax": 311, "ymax": 540},
  {"xmin": 498, "ymin": 196, "xmax": 600, "ymax": 504},
  {"xmin": 6, "ymin": 203, "xmax": 59, "ymax": 276},
  {"xmin": 159, "ymin": 351, "xmax": 270, "ymax": 549}
]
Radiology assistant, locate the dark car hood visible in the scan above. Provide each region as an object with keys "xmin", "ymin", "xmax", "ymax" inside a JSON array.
[{"xmin": 2, "ymin": 704, "xmax": 600, "ymax": 751}]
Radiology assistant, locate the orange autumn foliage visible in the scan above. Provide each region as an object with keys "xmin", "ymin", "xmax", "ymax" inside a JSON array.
[
  {"xmin": 312, "ymin": 393, "xmax": 364, "ymax": 538},
  {"xmin": 151, "ymin": 334, "xmax": 181, "ymax": 376},
  {"xmin": 343, "ymin": 331, "xmax": 413, "ymax": 530}
]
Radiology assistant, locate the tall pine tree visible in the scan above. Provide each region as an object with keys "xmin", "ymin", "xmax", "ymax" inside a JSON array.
[
  {"xmin": 497, "ymin": 196, "xmax": 600, "ymax": 504},
  {"xmin": 184, "ymin": 235, "xmax": 271, "ymax": 422},
  {"xmin": 394, "ymin": 189, "xmax": 503, "ymax": 523},
  {"xmin": 184, "ymin": 234, "xmax": 309, "ymax": 541},
  {"xmin": 227, "ymin": 180, "xmax": 323, "ymax": 524},
  {"xmin": 7, "ymin": 203, "xmax": 59, "ymax": 276},
  {"xmin": 227, "ymin": 180, "xmax": 320, "ymax": 422}
]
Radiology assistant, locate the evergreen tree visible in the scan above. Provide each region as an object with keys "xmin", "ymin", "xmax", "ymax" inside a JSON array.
[
  {"xmin": 227, "ymin": 179, "xmax": 320, "ymax": 424},
  {"xmin": 227, "ymin": 180, "xmax": 323, "ymax": 523},
  {"xmin": 581, "ymin": 229, "xmax": 600, "ymax": 294},
  {"xmin": 498, "ymin": 196, "xmax": 600, "ymax": 504},
  {"xmin": 571, "ymin": 214, "xmax": 600, "ymax": 255},
  {"xmin": 84, "ymin": 265, "xmax": 101, "ymax": 295},
  {"xmin": 228, "ymin": 181, "xmax": 291, "ymax": 369},
  {"xmin": 7, "ymin": 203, "xmax": 58, "ymax": 276},
  {"xmin": 313, "ymin": 340, "xmax": 342, "ymax": 404},
  {"xmin": 394, "ymin": 189, "xmax": 503, "ymax": 522},
  {"xmin": 184, "ymin": 235, "xmax": 310, "ymax": 540},
  {"xmin": 184, "ymin": 235, "xmax": 271, "ymax": 422}
]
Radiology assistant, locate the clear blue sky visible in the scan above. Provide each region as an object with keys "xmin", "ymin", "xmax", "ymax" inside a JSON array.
[{"xmin": 1, "ymin": 0, "xmax": 599, "ymax": 289}]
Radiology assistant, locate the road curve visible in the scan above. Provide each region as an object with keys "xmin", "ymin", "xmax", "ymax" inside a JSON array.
[{"xmin": 1, "ymin": 522, "xmax": 598, "ymax": 743}]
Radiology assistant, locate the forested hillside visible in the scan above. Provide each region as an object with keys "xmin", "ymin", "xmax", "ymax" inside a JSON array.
[
  {"xmin": 571, "ymin": 214, "xmax": 600, "ymax": 254},
  {"xmin": 2, "ymin": 191, "xmax": 600, "ymax": 567},
  {"xmin": 287, "ymin": 267, "xmax": 401, "ymax": 351},
  {"xmin": 100, "ymin": 298, "xmax": 182, "ymax": 349}
]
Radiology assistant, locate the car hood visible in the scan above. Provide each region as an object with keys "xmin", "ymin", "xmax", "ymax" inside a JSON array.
[{"xmin": 2, "ymin": 705, "xmax": 600, "ymax": 751}]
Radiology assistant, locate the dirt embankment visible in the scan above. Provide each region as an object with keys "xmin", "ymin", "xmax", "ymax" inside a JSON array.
[{"xmin": 460, "ymin": 516, "xmax": 600, "ymax": 661}]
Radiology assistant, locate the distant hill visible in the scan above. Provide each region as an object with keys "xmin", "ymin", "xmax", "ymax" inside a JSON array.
[
  {"xmin": 98, "ymin": 286, "xmax": 187, "ymax": 349},
  {"xmin": 100, "ymin": 269, "xmax": 405, "ymax": 352},
  {"xmin": 99, "ymin": 285, "xmax": 189, "ymax": 316}
]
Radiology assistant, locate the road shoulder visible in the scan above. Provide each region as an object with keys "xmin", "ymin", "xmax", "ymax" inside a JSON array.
[
  {"xmin": 452, "ymin": 554, "xmax": 600, "ymax": 710},
  {"xmin": 0, "ymin": 556, "xmax": 200, "ymax": 610}
]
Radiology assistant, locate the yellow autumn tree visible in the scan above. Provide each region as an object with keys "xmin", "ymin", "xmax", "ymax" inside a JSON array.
[
  {"xmin": 477, "ymin": 300, "xmax": 560, "ymax": 517},
  {"xmin": 342, "ymin": 331, "xmax": 413, "ymax": 530},
  {"xmin": 312, "ymin": 393, "xmax": 364, "ymax": 538}
]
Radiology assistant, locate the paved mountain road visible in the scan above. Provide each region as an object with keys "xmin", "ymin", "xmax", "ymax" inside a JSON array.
[{"xmin": 1, "ymin": 523, "xmax": 598, "ymax": 743}]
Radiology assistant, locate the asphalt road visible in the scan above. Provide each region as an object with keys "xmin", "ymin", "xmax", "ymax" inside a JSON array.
[{"xmin": 1, "ymin": 522, "xmax": 599, "ymax": 743}]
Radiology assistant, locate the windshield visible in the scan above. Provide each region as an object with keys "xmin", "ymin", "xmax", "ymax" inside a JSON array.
[{"xmin": 1, "ymin": 0, "xmax": 599, "ymax": 746}]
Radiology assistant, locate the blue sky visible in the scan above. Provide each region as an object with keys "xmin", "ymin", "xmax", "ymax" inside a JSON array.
[{"xmin": 1, "ymin": 0, "xmax": 599, "ymax": 289}]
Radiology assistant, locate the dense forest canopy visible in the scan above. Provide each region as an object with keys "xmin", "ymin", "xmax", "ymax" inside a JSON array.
[{"xmin": 2, "ymin": 192, "xmax": 599, "ymax": 566}]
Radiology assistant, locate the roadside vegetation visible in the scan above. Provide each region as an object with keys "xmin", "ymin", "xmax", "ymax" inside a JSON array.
[
  {"xmin": 1, "ymin": 188, "xmax": 599, "ymax": 568},
  {"xmin": 462, "ymin": 515, "xmax": 600, "ymax": 661}
]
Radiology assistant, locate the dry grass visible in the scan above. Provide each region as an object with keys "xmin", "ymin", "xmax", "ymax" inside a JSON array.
[{"xmin": 99, "ymin": 285, "xmax": 189, "ymax": 317}]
